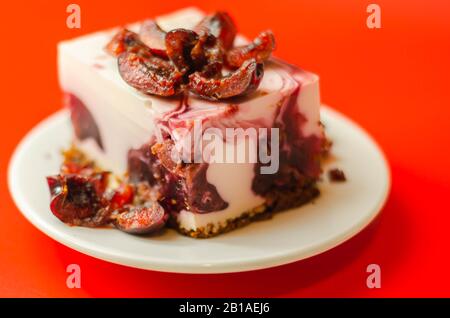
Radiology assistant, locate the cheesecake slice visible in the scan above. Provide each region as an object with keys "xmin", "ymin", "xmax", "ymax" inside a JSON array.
[{"xmin": 53, "ymin": 7, "xmax": 326, "ymax": 237}]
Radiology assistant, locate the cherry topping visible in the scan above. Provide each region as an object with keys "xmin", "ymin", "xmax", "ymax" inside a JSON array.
[
  {"xmin": 188, "ymin": 59, "xmax": 264, "ymax": 100},
  {"xmin": 225, "ymin": 30, "xmax": 276, "ymax": 69},
  {"xmin": 105, "ymin": 29, "xmax": 151, "ymax": 57},
  {"xmin": 47, "ymin": 173, "xmax": 109, "ymax": 225},
  {"xmin": 190, "ymin": 33, "xmax": 224, "ymax": 77},
  {"xmin": 114, "ymin": 202, "xmax": 168, "ymax": 234},
  {"xmin": 107, "ymin": 11, "xmax": 275, "ymax": 100},
  {"xmin": 139, "ymin": 19, "xmax": 168, "ymax": 58},
  {"xmin": 165, "ymin": 29, "xmax": 199, "ymax": 74},
  {"xmin": 194, "ymin": 11, "xmax": 237, "ymax": 50},
  {"xmin": 110, "ymin": 183, "xmax": 134, "ymax": 209},
  {"xmin": 118, "ymin": 52, "xmax": 183, "ymax": 97}
]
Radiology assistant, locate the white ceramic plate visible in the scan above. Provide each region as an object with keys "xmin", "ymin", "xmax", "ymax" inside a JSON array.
[{"xmin": 8, "ymin": 106, "xmax": 390, "ymax": 274}]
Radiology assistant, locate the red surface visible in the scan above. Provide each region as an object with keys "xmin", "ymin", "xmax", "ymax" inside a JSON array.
[{"xmin": 1, "ymin": 0, "xmax": 449, "ymax": 297}]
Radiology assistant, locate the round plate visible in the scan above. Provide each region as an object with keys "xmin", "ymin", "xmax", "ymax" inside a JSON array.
[{"xmin": 8, "ymin": 106, "xmax": 390, "ymax": 274}]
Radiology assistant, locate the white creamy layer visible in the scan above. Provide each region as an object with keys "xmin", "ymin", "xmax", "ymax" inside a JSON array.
[{"xmin": 57, "ymin": 7, "xmax": 323, "ymax": 231}]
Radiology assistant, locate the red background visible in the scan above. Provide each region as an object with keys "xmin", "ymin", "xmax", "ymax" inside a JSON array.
[{"xmin": 1, "ymin": 0, "xmax": 449, "ymax": 297}]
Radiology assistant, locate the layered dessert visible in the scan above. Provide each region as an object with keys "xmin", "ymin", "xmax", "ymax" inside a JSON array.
[{"xmin": 47, "ymin": 7, "xmax": 327, "ymax": 238}]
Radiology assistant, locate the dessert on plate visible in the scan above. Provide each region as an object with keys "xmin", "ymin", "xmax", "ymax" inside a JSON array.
[{"xmin": 47, "ymin": 7, "xmax": 327, "ymax": 238}]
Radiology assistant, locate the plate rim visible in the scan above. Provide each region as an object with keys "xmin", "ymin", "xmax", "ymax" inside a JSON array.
[{"xmin": 7, "ymin": 106, "xmax": 391, "ymax": 274}]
